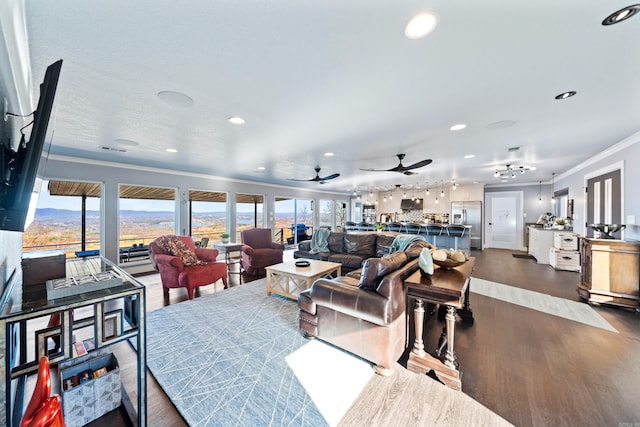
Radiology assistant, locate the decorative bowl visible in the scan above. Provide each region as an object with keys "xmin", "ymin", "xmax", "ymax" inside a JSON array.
[
  {"xmin": 295, "ymin": 260, "xmax": 311, "ymax": 267},
  {"xmin": 433, "ymin": 258, "xmax": 468, "ymax": 270}
]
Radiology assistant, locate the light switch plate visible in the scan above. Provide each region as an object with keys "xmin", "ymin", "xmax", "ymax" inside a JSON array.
[{"xmin": 626, "ymin": 215, "xmax": 636, "ymax": 225}]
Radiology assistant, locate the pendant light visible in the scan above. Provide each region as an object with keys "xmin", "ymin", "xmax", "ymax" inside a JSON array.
[
  {"xmin": 551, "ymin": 173, "xmax": 556, "ymax": 204},
  {"xmin": 538, "ymin": 181, "xmax": 542, "ymax": 204}
]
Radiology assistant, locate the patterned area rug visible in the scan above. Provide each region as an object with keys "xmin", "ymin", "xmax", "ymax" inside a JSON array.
[{"xmin": 146, "ymin": 279, "xmax": 372, "ymax": 426}]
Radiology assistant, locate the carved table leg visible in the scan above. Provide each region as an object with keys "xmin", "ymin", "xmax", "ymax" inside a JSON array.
[
  {"xmin": 412, "ymin": 299, "xmax": 426, "ymax": 357},
  {"xmin": 444, "ymin": 305, "xmax": 458, "ymax": 370},
  {"xmin": 436, "ymin": 326, "xmax": 447, "ymax": 356},
  {"xmin": 457, "ymin": 279, "xmax": 474, "ymax": 324}
]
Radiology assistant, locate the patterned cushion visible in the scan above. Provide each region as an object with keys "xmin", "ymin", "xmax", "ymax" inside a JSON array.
[{"xmin": 154, "ymin": 235, "xmax": 204, "ymax": 266}]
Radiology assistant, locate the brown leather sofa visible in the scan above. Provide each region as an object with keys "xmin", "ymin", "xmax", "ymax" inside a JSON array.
[
  {"xmin": 294, "ymin": 232, "xmax": 396, "ymax": 273},
  {"xmin": 297, "ymin": 240, "xmax": 431, "ymax": 375}
]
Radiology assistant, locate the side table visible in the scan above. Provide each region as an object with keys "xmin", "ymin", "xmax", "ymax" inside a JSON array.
[
  {"xmin": 404, "ymin": 257, "xmax": 475, "ymax": 391},
  {"xmin": 214, "ymin": 242, "xmax": 244, "ymax": 283}
]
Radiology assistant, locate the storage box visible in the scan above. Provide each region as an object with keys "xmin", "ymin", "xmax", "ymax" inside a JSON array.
[
  {"xmin": 554, "ymin": 232, "xmax": 578, "ymax": 251},
  {"xmin": 21, "ymin": 250, "xmax": 66, "ymax": 287},
  {"xmin": 549, "ymin": 248, "xmax": 580, "ymax": 272},
  {"xmin": 60, "ymin": 353, "xmax": 121, "ymax": 427},
  {"xmin": 46, "ymin": 271, "xmax": 122, "ymax": 300}
]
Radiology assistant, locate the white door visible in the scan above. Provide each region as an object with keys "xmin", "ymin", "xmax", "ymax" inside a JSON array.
[{"xmin": 485, "ymin": 191, "xmax": 524, "ymax": 250}]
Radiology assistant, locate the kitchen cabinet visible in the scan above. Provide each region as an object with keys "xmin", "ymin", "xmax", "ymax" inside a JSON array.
[
  {"xmin": 578, "ymin": 237, "xmax": 640, "ymax": 309},
  {"xmin": 528, "ymin": 227, "xmax": 555, "ymax": 264}
]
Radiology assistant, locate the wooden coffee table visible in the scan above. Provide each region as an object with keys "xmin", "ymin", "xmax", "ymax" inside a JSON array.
[{"xmin": 265, "ymin": 260, "xmax": 342, "ymax": 300}]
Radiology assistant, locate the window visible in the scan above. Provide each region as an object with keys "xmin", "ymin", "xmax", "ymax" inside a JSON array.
[
  {"xmin": 119, "ymin": 185, "xmax": 175, "ymax": 262},
  {"xmin": 274, "ymin": 197, "xmax": 313, "ymax": 244},
  {"xmin": 22, "ymin": 179, "xmax": 102, "ymax": 257},
  {"xmin": 318, "ymin": 199, "xmax": 333, "ymax": 229},
  {"xmin": 189, "ymin": 190, "xmax": 227, "ymax": 245},
  {"xmin": 236, "ymin": 193, "xmax": 264, "ymax": 243}
]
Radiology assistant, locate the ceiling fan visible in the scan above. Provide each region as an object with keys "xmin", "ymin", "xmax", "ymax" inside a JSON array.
[
  {"xmin": 288, "ymin": 167, "xmax": 340, "ymax": 184},
  {"xmin": 360, "ymin": 153, "xmax": 432, "ymax": 175}
]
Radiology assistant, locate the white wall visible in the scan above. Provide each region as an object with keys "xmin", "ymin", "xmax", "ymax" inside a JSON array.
[{"xmin": 554, "ymin": 131, "xmax": 640, "ymax": 241}]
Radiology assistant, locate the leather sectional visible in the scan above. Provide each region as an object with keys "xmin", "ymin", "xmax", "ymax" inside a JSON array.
[{"xmin": 293, "ymin": 232, "xmax": 396, "ymax": 273}]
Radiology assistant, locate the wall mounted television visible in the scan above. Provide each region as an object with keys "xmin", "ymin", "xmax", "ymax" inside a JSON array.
[
  {"xmin": 0, "ymin": 59, "xmax": 62, "ymax": 232},
  {"xmin": 400, "ymin": 198, "xmax": 423, "ymax": 210}
]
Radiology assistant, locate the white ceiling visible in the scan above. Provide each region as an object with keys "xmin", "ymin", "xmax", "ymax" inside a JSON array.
[{"xmin": 22, "ymin": 1, "xmax": 640, "ymax": 194}]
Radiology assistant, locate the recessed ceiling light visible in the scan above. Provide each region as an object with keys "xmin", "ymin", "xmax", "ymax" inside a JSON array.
[
  {"xmin": 464, "ymin": 154, "xmax": 475, "ymax": 159},
  {"xmin": 324, "ymin": 152, "xmax": 334, "ymax": 157},
  {"xmin": 404, "ymin": 12, "xmax": 438, "ymax": 39},
  {"xmin": 450, "ymin": 124, "xmax": 467, "ymax": 131},
  {"xmin": 165, "ymin": 148, "xmax": 178, "ymax": 153},
  {"xmin": 555, "ymin": 91, "xmax": 576, "ymax": 100},
  {"xmin": 602, "ymin": 5, "xmax": 640, "ymax": 25},
  {"xmin": 228, "ymin": 116, "xmax": 245, "ymax": 125},
  {"xmin": 157, "ymin": 91, "xmax": 194, "ymax": 108},
  {"xmin": 257, "ymin": 166, "xmax": 266, "ymax": 171}
]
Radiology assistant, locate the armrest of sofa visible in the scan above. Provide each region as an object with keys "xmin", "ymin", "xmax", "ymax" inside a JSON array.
[
  {"xmin": 153, "ymin": 253, "xmax": 185, "ymax": 271},
  {"xmin": 195, "ymin": 247, "xmax": 219, "ymax": 262},
  {"xmin": 298, "ymin": 241, "xmax": 311, "ymax": 251},
  {"xmin": 270, "ymin": 242, "xmax": 285, "ymax": 250},
  {"xmin": 241, "ymin": 244, "xmax": 255, "ymax": 255},
  {"xmin": 309, "ymin": 278, "xmax": 391, "ymax": 327}
]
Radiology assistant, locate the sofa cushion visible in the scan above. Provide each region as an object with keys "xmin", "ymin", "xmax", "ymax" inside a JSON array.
[
  {"xmin": 358, "ymin": 252, "xmax": 408, "ymax": 291},
  {"xmin": 293, "ymin": 250, "xmax": 330, "ymax": 261},
  {"xmin": 327, "ymin": 232, "xmax": 345, "ymax": 253},
  {"xmin": 328, "ymin": 253, "xmax": 366, "ymax": 271},
  {"xmin": 344, "ymin": 233, "xmax": 377, "ymax": 257},
  {"xmin": 375, "ymin": 234, "xmax": 396, "ymax": 258}
]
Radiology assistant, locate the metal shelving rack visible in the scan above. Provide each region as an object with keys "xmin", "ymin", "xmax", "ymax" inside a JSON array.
[{"xmin": 0, "ymin": 256, "xmax": 146, "ymax": 426}]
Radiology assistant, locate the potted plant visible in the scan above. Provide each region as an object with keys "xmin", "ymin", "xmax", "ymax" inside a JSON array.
[
  {"xmin": 220, "ymin": 232, "xmax": 230, "ymax": 243},
  {"xmin": 554, "ymin": 218, "xmax": 566, "ymax": 230},
  {"xmin": 374, "ymin": 223, "xmax": 385, "ymax": 233}
]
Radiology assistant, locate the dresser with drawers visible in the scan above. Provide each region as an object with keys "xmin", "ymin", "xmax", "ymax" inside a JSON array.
[{"xmin": 549, "ymin": 231, "xmax": 580, "ymax": 272}]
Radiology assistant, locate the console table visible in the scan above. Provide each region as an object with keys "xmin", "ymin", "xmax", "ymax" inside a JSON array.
[
  {"xmin": 404, "ymin": 257, "xmax": 475, "ymax": 391},
  {"xmin": 0, "ymin": 256, "xmax": 147, "ymax": 426}
]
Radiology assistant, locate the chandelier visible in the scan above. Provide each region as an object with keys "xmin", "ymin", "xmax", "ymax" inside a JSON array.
[{"xmin": 494, "ymin": 164, "xmax": 536, "ymax": 179}]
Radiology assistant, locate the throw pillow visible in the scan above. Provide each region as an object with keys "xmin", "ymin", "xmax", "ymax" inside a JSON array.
[{"xmin": 155, "ymin": 235, "xmax": 204, "ymax": 266}]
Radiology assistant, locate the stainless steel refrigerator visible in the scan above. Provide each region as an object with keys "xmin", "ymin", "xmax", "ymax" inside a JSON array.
[{"xmin": 451, "ymin": 201, "xmax": 482, "ymax": 250}]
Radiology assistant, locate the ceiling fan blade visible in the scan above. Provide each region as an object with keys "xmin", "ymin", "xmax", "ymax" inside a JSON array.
[
  {"xmin": 403, "ymin": 170, "xmax": 417, "ymax": 176},
  {"xmin": 320, "ymin": 173, "xmax": 340, "ymax": 181},
  {"xmin": 404, "ymin": 159, "xmax": 432, "ymax": 170}
]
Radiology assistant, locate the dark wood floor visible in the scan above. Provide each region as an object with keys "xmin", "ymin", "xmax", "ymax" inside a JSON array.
[{"xmin": 114, "ymin": 248, "xmax": 640, "ymax": 427}]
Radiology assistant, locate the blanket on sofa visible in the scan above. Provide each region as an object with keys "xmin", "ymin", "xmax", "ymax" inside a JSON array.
[
  {"xmin": 309, "ymin": 228, "xmax": 331, "ymax": 254},
  {"xmin": 390, "ymin": 234, "xmax": 426, "ymax": 253}
]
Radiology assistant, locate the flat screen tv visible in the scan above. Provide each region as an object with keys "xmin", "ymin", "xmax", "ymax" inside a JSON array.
[
  {"xmin": 0, "ymin": 59, "xmax": 62, "ymax": 232},
  {"xmin": 401, "ymin": 198, "xmax": 423, "ymax": 210}
]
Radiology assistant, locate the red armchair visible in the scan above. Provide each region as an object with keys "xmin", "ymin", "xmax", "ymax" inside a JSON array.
[
  {"xmin": 21, "ymin": 357, "xmax": 65, "ymax": 427},
  {"xmin": 241, "ymin": 228, "xmax": 285, "ymax": 276},
  {"xmin": 149, "ymin": 235, "xmax": 228, "ymax": 299}
]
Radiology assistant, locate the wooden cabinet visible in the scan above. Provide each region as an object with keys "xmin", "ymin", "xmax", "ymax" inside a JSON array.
[
  {"xmin": 578, "ymin": 237, "xmax": 640, "ymax": 309},
  {"xmin": 528, "ymin": 227, "xmax": 555, "ymax": 264}
]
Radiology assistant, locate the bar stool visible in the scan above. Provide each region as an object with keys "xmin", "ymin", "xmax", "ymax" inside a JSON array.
[
  {"xmin": 447, "ymin": 224, "xmax": 467, "ymax": 251},
  {"xmin": 426, "ymin": 224, "xmax": 445, "ymax": 246}
]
